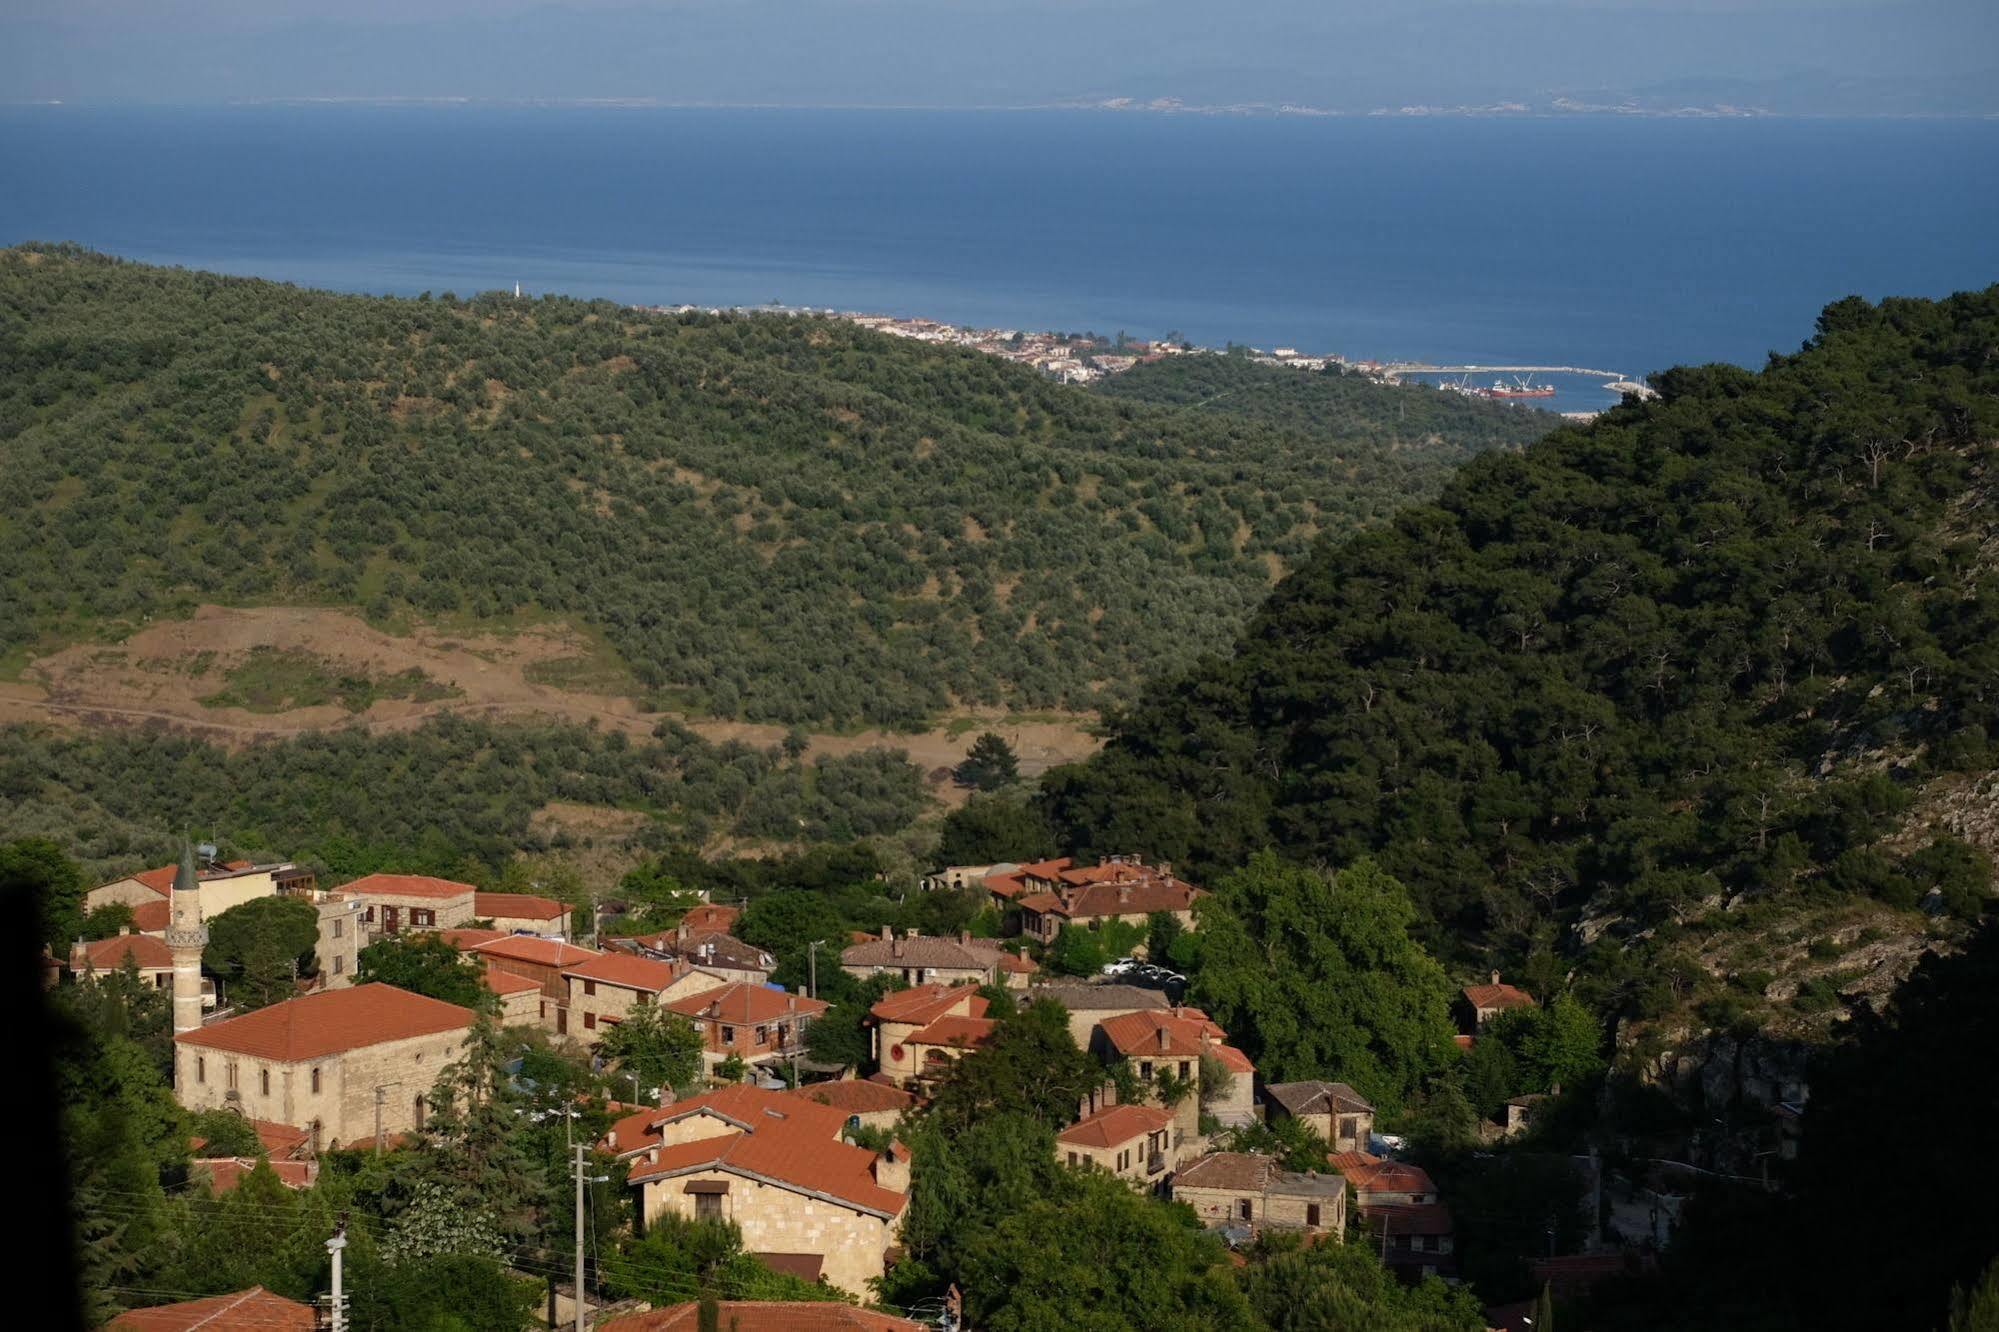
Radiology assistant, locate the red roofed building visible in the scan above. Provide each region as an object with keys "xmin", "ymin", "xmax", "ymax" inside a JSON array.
[
  {"xmin": 1330, "ymin": 1152, "xmax": 1439, "ymax": 1205},
  {"xmin": 473, "ymin": 891, "xmax": 571, "ymax": 939},
  {"xmin": 86, "ymin": 859, "xmax": 315, "ymax": 924},
  {"xmin": 662, "ymin": 981, "xmax": 830, "ymax": 1072},
  {"xmin": 1092, "ymin": 1008, "xmax": 1256, "ymax": 1130},
  {"xmin": 677, "ymin": 902, "xmax": 742, "ymax": 936},
  {"xmin": 70, "ymin": 930, "xmax": 178, "ymax": 990},
  {"xmin": 1170, "ymin": 1151, "xmax": 1348, "ymax": 1236},
  {"xmin": 194, "ymin": 1155, "xmax": 319, "ymax": 1194},
  {"xmin": 903, "ymin": 1014, "xmax": 997, "ymax": 1084},
  {"xmin": 1265, "ymin": 1080, "xmax": 1377, "ymax": 1153},
  {"xmin": 867, "ymin": 983, "xmax": 987, "ymax": 1088},
  {"xmin": 840, "ymin": 927, "xmax": 1009, "ymax": 987},
  {"xmin": 564, "ymin": 951, "xmax": 731, "ymax": 1044},
  {"xmin": 107, "ymin": 1287, "xmax": 316, "ymax": 1331},
  {"xmin": 173, "ymin": 983, "xmax": 475, "ymax": 1150},
  {"xmin": 479, "ymin": 961, "xmax": 545, "ymax": 1025},
  {"xmin": 788, "ymin": 1079, "xmax": 917, "ymax": 1133},
  {"xmin": 1362, "ymin": 1201, "xmax": 1457, "ymax": 1280},
  {"xmin": 1056, "ymin": 1100, "xmax": 1180, "ymax": 1184},
  {"xmin": 436, "ymin": 926, "xmax": 511, "ymax": 951},
  {"xmin": 342, "ymin": 873, "xmax": 477, "ymax": 938},
  {"xmin": 1006, "ymin": 855, "xmax": 1204, "ymax": 943},
  {"xmin": 623, "ymin": 1085, "xmax": 908, "ymax": 1295},
  {"xmin": 1458, "ymin": 972, "xmax": 1537, "ymax": 1033},
  {"xmin": 600, "ymin": 1302, "xmax": 923, "ymax": 1331},
  {"xmin": 613, "ymin": 927, "xmax": 776, "ymax": 987},
  {"xmin": 468, "ymin": 934, "xmax": 602, "ymax": 1031}
]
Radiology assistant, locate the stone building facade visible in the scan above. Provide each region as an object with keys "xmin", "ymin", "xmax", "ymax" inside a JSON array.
[{"xmin": 1171, "ymin": 1151, "xmax": 1348, "ymax": 1237}]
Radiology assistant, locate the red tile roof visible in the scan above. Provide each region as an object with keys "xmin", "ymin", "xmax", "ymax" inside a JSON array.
[
  {"xmin": 631, "ymin": 1129, "xmax": 906, "ymax": 1217},
  {"xmin": 790, "ymin": 1080, "xmax": 918, "ymax": 1115},
  {"xmin": 906, "ymin": 1015, "xmax": 997, "ymax": 1049},
  {"xmin": 1361, "ymin": 1201, "xmax": 1455, "ymax": 1237},
  {"xmin": 664, "ymin": 981, "xmax": 829, "ymax": 1025},
  {"xmin": 1266, "ymin": 1080, "xmax": 1375, "ymax": 1117},
  {"xmin": 653, "ymin": 1084, "xmax": 851, "ymax": 1138},
  {"xmin": 130, "ymin": 898, "xmax": 172, "ymax": 932},
  {"xmin": 480, "ymin": 964, "xmax": 542, "ymax": 996},
  {"xmin": 107, "ymin": 1287, "xmax": 316, "ymax": 1331},
  {"xmin": 563, "ymin": 950, "xmax": 688, "ymax": 992},
  {"xmin": 840, "ymin": 933, "xmax": 1004, "ymax": 971},
  {"xmin": 1210, "ymin": 1044, "xmax": 1256, "ymax": 1074},
  {"xmin": 195, "ymin": 1157, "xmax": 317, "ymax": 1193},
  {"xmin": 1171, "ymin": 1151, "xmax": 1283, "ymax": 1191},
  {"xmin": 1096, "ymin": 1007, "xmax": 1226, "ymax": 1059},
  {"xmin": 1056, "ymin": 1101, "xmax": 1175, "ymax": 1149},
  {"xmin": 678, "ymin": 903, "xmax": 742, "ymax": 934},
  {"xmin": 994, "ymin": 950, "xmax": 1038, "ymax": 974},
  {"xmin": 342, "ymin": 873, "xmax": 477, "ymax": 901},
  {"xmin": 436, "ymin": 927, "xmax": 511, "ymax": 950},
  {"xmin": 1463, "ymin": 981, "xmax": 1536, "ymax": 1011},
  {"xmin": 470, "ymin": 936, "xmax": 600, "ymax": 968},
  {"xmin": 1331, "ymin": 1153, "xmax": 1437, "ymax": 1198},
  {"xmin": 1016, "ymin": 871, "xmax": 1203, "ymax": 921},
  {"xmin": 473, "ymin": 891, "xmax": 568, "ymax": 920},
  {"xmin": 867, "ymin": 982, "xmax": 987, "ymax": 1026},
  {"xmin": 72, "ymin": 933, "xmax": 176, "ymax": 972},
  {"xmin": 175, "ymin": 983, "xmax": 475, "ymax": 1061},
  {"xmin": 600, "ymin": 1304, "xmax": 921, "ymax": 1331}
]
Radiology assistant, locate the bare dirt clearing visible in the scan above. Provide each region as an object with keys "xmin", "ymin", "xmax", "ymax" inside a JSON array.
[{"xmin": 0, "ymin": 605, "xmax": 1103, "ymax": 792}]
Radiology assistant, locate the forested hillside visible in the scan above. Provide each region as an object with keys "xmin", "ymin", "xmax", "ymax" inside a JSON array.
[
  {"xmin": 0, "ymin": 246, "xmax": 1546, "ymax": 728},
  {"xmin": 1094, "ymin": 350, "xmax": 1554, "ymax": 450},
  {"xmin": 1044, "ymin": 289, "xmax": 1999, "ymax": 988}
]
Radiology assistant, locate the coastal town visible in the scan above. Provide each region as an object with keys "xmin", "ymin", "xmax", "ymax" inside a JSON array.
[{"xmin": 56, "ymin": 843, "xmax": 1608, "ymax": 1331}]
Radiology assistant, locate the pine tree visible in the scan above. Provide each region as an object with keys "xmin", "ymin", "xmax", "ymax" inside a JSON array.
[{"xmin": 955, "ymin": 732, "xmax": 1020, "ymax": 791}]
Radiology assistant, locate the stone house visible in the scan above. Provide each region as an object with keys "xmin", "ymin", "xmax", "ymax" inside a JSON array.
[
  {"xmin": 86, "ymin": 860, "xmax": 315, "ymax": 927},
  {"xmin": 662, "ymin": 980, "xmax": 830, "ymax": 1071},
  {"xmin": 614, "ymin": 927, "xmax": 776, "ymax": 987},
  {"xmin": 1264, "ymin": 1080, "xmax": 1377, "ymax": 1154},
  {"xmin": 312, "ymin": 892, "xmax": 364, "ymax": 988},
  {"xmin": 839, "ymin": 928, "xmax": 1006, "ymax": 987},
  {"xmin": 563, "ymin": 951, "xmax": 731, "ymax": 1043},
  {"xmin": 900, "ymin": 1013, "xmax": 997, "ymax": 1087},
  {"xmin": 480, "ymin": 963, "xmax": 545, "ymax": 1026},
  {"xmin": 473, "ymin": 891, "xmax": 571, "ymax": 939},
  {"xmin": 1024, "ymin": 983, "xmax": 1170, "ymax": 1047},
  {"xmin": 465, "ymin": 935, "xmax": 602, "ymax": 1033},
  {"xmin": 1458, "ymin": 972, "xmax": 1537, "ymax": 1033},
  {"xmin": 343, "ymin": 874, "xmax": 477, "ymax": 939},
  {"xmin": 172, "ymin": 983, "xmax": 474, "ymax": 1150},
  {"xmin": 1004, "ymin": 856, "xmax": 1204, "ymax": 943},
  {"xmin": 994, "ymin": 950, "xmax": 1038, "ymax": 989},
  {"xmin": 621, "ymin": 1085, "xmax": 908, "ymax": 1296},
  {"xmin": 787, "ymin": 1079, "xmax": 917, "ymax": 1136},
  {"xmin": 867, "ymin": 983, "xmax": 988, "ymax": 1088},
  {"xmin": 1331, "ymin": 1151, "xmax": 1456, "ymax": 1277},
  {"xmin": 70, "ymin": 931, "xmax": 178, "ymax": 991},
  {"xmin": 1170, "ymin": 1151, "xmax": 1347, "ymax": 1237},
  {"xmin": 921, "ymin": 862, "xmax": 1015, "ymax": 894},
  {"xmin": 1057, "ymin": 1101, "xmax": 1181, "ymax": 1186},
  {"xmin": 106, "ymin": 1286, "xmax": 317, "ymax": 1331},
  {"xmin": 1092, "ymin": 1006, "xmax": 1257, "ymax": 1136}
]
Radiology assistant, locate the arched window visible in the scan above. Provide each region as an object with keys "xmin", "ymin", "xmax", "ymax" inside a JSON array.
[{"xmin": 414, "ymin": 1094, "xmax": 426, "ymax": 1130}]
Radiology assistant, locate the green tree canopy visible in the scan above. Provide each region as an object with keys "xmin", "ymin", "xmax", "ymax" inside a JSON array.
[
  {"xmin": 1191, "ymin": 853, "xmax": 1458, "ymax": 1110},
  {"xmin": 355, "ymin": 932, "xmax": 498, "ymax": 1014},
  {"xmin": 595, "ymin": 1002, "xmax": 706, "ymax": 1098},
  {"xmin": 955, "ymin": 732, "xmax": 1021, "ymax": 791},
  {"xmin": 204, "ymin": 895, "xmax": 321, "ymax": 1011}
]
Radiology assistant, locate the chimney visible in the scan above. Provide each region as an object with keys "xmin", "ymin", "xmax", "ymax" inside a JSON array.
[
  {"xmin": 892, "ymin": 934, "xmax": 904, "ymax": 959},
  {"xmin": 1490, "ymin": 970, "xmax": 1501, "ymax": 986},
  {"xmin": 959, "ymin": 930, "xmax": 972, "ymax": 946},
  {"xmin": 1118, "ymin": 884, "xmax": 1131, "ymax": 904},
  {"xmin": 1158, "ymin": 1027, "xmax": 1170, "ymax": 1052},
  {"xmin": 880, "ymin": 925, "xmax": 892, "ymax": 943},
  {"xmin": 873, "ymin": 1140, "xmax": 911, "ymax": 1193},
  {"xmin": 120, "ymin": 924, "xmax": 133, "ymax": 935}
]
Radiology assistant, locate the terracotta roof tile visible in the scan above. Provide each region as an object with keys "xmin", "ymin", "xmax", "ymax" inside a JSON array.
[
  {"xmin": 664, "ymin": 981, "xmax": 829, "ymax": 1025},
  {"xmin": 790, "ymin": 1080, "xmax": 917, "ymax": 1115},
  {"xmin": 436, "ymin": 927, "xmax": 511, "ymax": 950},
  {"xmin": 868, "ymin": 982, "xmax": 987, "ymax": 1026},
  {"xmin": 627, "ymin": 1087, "xmax": 904, "ymax": 1217},
  {"xmin": 1463, "ymin": 981, "xmax": 1536, "ymax": 1011},
  {"xmin": 470, "ymin": 936, "xmax": 600, "ymax": 968},
  {"xmin": 1025, "ymin": 984, "xmax": 1168, "ymax": 1012},
  {"xmin": 1171, "ymin": 1151, "xmax": 1281, "ymax": 1191},
  {"xmin": 1332, "ymin": 1153, "xmax": 1437, "ymax": 1198},
  {"xmin": 994, "ymin": 951, "xmax": 1037, "ymax": 974},
  {"xmin": 473, "ymin": 892, "xmax": 568, "ymax": 920},
  {"xmin": 1361, "ymin": 1201, "xmax": 1455, "ymax": 1236},
  {"xmin": 1056, "ymin": 1102, "xmax": 1174, "ymax": 1149},
  {"xmin": 1096, "ymin": 1007, "xmax": 1226, "ymax": 1058},
  {"xmin": 72, "ymin": 933, "xmax": 176, "ymax": 971},
  {"xmin": 1265, "ymin": 1080, "xmax": 1375, "ymax": 1116},
  {"xmin": 600, "ymin": 1303, "xmax": 922, "ymax": 1331},
  {"xmin": 342, "ymin": 873, "xmax": 477, "ymax": 901},
  {"xmin": 107, "ymin": 1287, "xmax": 316, "ymax": 1331},
  {"xmin": 195, "ymin": 1157, "xmax": 317, "ymax": 1193},
  {"xmin": 480, "ymin": 964, "xmax": 542, "ymax": 996},
  {"xmin": 563, "ymin": 951, "xmax": 688, "ymax": 992},
  {"xmin": 130, "ymin": 899, "xmax": 171, "ymax": 932},
  {"xmin": 175, "ymin": 983, "xmax": 475, "ymax": 1061},
  {"xmin": 840, "ymin": 934, "xmax": 1004, "ymax": 970},
  {"xmin": 905, "ymin": 1015, "xmax": 997, "ymax": 1049}
]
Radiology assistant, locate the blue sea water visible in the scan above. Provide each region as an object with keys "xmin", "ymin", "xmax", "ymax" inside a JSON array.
[{"xmin": 1, "ymin": 106, "xmax": 1994, "ymax": 412}]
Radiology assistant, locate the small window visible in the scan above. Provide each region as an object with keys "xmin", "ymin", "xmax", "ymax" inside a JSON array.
[
  {"xmin": 364, "ymin": 905, "xmax": 376, "ymax": 921},
  {"xmin": 695, "ymin": 1192, "xmax": 722, "ymax": 1222},
  {"xmin": 259, "ymin": 1067, "xmax": 269, "ymax": 1096},
  {"xmin": 584, "ymin": 980, "xmax": 597, "ymax": 997},
  {"xmin": 1140, "ymin": 1062, "xmax": 1153, "ymax": 1080},
  {"xmin": 722, "ymin": 1026, "xmax": 736, "ymax": 1045},
  {"xmin": 754, "ymin": 1025, "xmax": 769, "ymax": 1044},
  {"xmin": 414, "ymin": 1094, "xmax": 426, "ymax": 1129},
  {"xmin": 1306, "ymin": 1203, "xmax": 1321, "ymax": 1227},
  {"xmin": 1237, "ymin": 1198, "xmax": 1253, "ymax": 1221},
  {"xmin": 585, "ymin": 1013, "xmax": 597, "ymax": 1030},
  {"xmin": 311, "ymin": 1067, "xmax": 321, "ymax": 1094},
  {"xmin": 227, "ymin": 1062, "xmax": 238, "ymax": 1091},
  {"xmin": 413, "ymin": 909, "xmax": 434, "ymax": 927},
  {"xmin": 333, "ymin": 954, "xmax": 345, "ymax": 975},
  {"xmin": 1179, "ymin": 1061, "xmax": 1191, "ymax": 1080},
  {"xmin": 1067, "ymin": 1151, "xmax": 1079, "ymax": 1166},
  {"xmin": 332, "ymin": 919, "xmax": 343, "ymax": 939},
  {"xmin": 196, "ymin": 1056, "xmax": 206, "ymax": 1084}
]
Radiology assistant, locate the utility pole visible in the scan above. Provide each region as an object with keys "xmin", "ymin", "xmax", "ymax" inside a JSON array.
[
  {"xmin": 373, "ymin": 1086, "xmax": 385, "ymax": 1156},
  {"xmin": 573, "ymin": 1143, "xmax": 586, "ymax": 1332},
  {"xmin": 324, "ymin": 1220, "xmax": 348, "ymax": 1332},
  {"xmin": 808, "ymin": 940, "xmax": 818, "ymax": 1001}
]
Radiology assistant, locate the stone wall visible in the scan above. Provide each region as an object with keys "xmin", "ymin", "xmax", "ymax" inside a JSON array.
[
  {"xmin": 315, "ymin": 896, "xmax": 363, "ymax": 989},
  {"xmin": 174, "ymin": 1025, "xmax": 467, "ymax": 1145},
  {"xmin": 640, "ymin": 1171, "xmax": 900, "ymax": 1296}
]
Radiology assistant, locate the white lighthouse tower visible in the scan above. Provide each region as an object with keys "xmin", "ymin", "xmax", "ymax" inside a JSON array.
[{"xmin": 166, "ymin": 840, "xmax": 208, "ymax": 1038}]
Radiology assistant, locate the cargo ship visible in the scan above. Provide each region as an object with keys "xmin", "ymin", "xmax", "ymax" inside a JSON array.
[{"xmin": 1472, "ymin": 375, "xmax": 1557, "ymax": 400}]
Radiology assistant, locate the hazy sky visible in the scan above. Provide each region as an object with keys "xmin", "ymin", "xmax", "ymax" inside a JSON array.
[{"xmin": 6, "ymin": 0, "xmax": 1996, "ymax": 110}]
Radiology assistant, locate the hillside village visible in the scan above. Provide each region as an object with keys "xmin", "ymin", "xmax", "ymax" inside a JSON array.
[{"xmin": 50, "ymin": 842, "xmax": 1584, "ymax": 1331}]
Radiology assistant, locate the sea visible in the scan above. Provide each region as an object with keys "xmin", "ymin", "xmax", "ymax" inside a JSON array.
[{"xmin": 2, "ymin": 105, "xmax": 1995, "ymax": 413}]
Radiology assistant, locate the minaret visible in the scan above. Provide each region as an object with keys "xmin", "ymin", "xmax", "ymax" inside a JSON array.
[{"xmin": 166, "ymin": 839, "xmax": 208, "ymax": 1036}]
